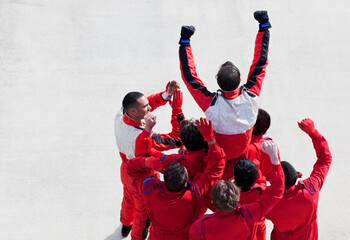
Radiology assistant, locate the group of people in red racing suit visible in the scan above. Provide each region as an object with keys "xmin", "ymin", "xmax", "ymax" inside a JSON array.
[{"xmin": 114, "ymin": 10, "xmax": 333, "ymax": 240}]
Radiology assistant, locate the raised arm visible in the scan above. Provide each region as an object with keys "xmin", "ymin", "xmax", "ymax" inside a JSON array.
[
  {"xmin": 178, "ymin": 26, "xmax": 216, "ymax": 112},
  {"xmin": 150, "ymin": 89, "xmax": 184, "ymax": 151},
  {"xmin": 193, "ymin": 118, "xmax": 226, "ymax": 193},
  {"xmin": 244, "ymin": 11, "xmax": 271, "ymax": 96},
  {"xmin": 134, "ymin": 112, "xmax": 162, "ymax": 157},
  {"xmin": 240, "ymin": 140, "xmax": 284, "ymax": 222},
  {"xmin": 147, "ymin": 80, "xmax": 179, "ymax": 111},
  {"xmin": 298, "ymin": 118, "xmax": 332, "ymax": 191}
]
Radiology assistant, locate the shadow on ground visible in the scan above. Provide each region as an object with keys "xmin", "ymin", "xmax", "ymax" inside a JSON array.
[{"xmin": 105, "ymin": 225, "xmax": 126, "ymax": 240}]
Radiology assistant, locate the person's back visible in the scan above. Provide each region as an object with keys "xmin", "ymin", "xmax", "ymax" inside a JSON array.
[
  {"xmin": 189, "ymin": 140, "xmax": 284, "ymax": 240},
  {"xmin": 266, "ymin": 119, "xmax": 332, "ymax": 239},
  {"xmin": 178, "ymin": 11, "xmax": 272, "ymax": 160},
  {"xmin": 142, "ymin": 177, "xmax": 208, "ymax": 239},
  {"xmin": 192, "ymin": 210, "xmax": 259, "ymax": 240},
  {"xmin": 267, "ymin": 184, "xmax": 317, "ymax": 239},
  {"xmin": 234, "ymin": 159, "xmax": 267, "ymax": 240}
]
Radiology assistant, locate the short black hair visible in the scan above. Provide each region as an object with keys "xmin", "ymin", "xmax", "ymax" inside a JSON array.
[
  {"xmin": 211, "ymin": 180, "xmax": 240, "ymax": 212},
  {"xmin": 234, "ymin": 159, "xmax": 258, "ymax": 192},
  {"xmin": 216, "ymin": 61, "xmax": 241, "ymax": 91},
  {"xmin": 122, "ymin": 91, "xmax": 144, "ymax": 111},
  {"xmin": 281, "ymin": 161, "xmax": 297, "ymax": 190},
  {"xmin": 253, "ymin": 108, "xmax": 271, "ymax": 136},
  {"xmin": 179, "ymin": 119, "xmax": 208, "ymax": 151},
  {"xmin": 164, "ymin": 162, "xmax": 188, "ymax": 192}
]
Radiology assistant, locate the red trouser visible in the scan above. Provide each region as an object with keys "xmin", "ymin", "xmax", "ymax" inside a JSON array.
[
  {"xmin": 256, "ymin": 221, "xmax": 266, "ymax": 240},
  {"xmin": 120, "ymin": 162, "xmax": 149, "ymax": 240},
  {"xmin": 120, "ymin": 162, "xmax": 135, "ymax": 226}
]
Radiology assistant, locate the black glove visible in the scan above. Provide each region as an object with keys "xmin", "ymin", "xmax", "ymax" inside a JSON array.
[
  {"xmin": 254, "ymin": 10, "xmax": 271, "ymax": 31},
  {"xmin": 179, "ymin": 25, "xmax": 195, "ymax": 45}
]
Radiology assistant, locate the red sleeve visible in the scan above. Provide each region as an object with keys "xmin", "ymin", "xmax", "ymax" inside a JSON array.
[
  {"xmin": 194, "ymin": 142, "xmax": 226, "ymax": 195},
  {"xmin": 135, "ymin": 112, "xmax": 183, "ymax": 155},
  {"xmin": 126, "ymin": 156, "xmax": 158, "ymax": 194},
  {"xmin": 135, "ymin": 129, "xmax": 163, "ymax": 158},
  {"xmin": 241, "ymin": 164, "xmax": 284, "ymax": 222},
  {"xmin": 147, "ymin": 92, "xmax": 167, "ymax": 111},
  {"xmin": 150, "ymin": 113, "xmax": 184, "ymax": 151},
  {"xmin": 244, "ymin": 29, "xmax": 270, "ymax": 96},
  {"xmin": 127, "ymin": 156, "xmax": 148, "ymax": 174},
  {"xmin": 306, "ymin": 130, "xmax": 332, "ymax": 191},
  {"xmin": 179, "ymin": 45, "xmax": 215, "ymax": 111},
  {"xmin": 261, "ymin": 149, "xmax": 281, "ymax": 178},
  {"xmin": 260, "ymin": 138, "xmax": 281, "ymax": 177}
]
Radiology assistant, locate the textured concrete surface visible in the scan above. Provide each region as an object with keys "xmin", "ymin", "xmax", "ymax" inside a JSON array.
[{"xmin": 1, "ymin": 0, "xmax": 349, "ymax": 239}]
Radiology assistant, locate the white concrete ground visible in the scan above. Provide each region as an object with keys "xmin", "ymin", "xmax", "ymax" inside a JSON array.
[{"xmin": 1, "ymin": 0, "xmax": 349, "ymax": 239}]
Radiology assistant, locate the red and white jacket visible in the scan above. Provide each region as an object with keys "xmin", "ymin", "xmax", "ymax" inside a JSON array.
[
  {"xmin": 114, "ymin": 92, "xmax": 183, "ymax": 162},
  {"xmin": 179, "ymin": 29, "xmax": 270, "ymax": 160}
]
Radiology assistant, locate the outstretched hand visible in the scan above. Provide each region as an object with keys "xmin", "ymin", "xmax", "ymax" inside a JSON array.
[
  {"xmin": 166, "ymin": 80, "xmax": 180, "ymax": 96},
  {"xmin": 195, "ymin": 117, "xmax": 215, "ymax": 144},
  {"xmin": 298, "ymin": 118, "xmax": 316, "ymax": 136},
  {"xmin": 261, "ymin": 140, "xmax": 279, "ymax": 165},
  {"xmin": 169, "ymin": 89, "xmax": 183, "ymax": 115},
  {"xmin": 169, "ymin": 89, "xmax": 183, "ymax": 110},
  {"xmin": 162, "ymin": 80, "xmax": 180, "ymax": 101}
]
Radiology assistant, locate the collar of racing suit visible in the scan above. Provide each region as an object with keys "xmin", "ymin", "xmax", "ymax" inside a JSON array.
[
  {"xmin": 251, "ymin": 135, "xmax": 264, "ymax": 142},
  {"xmin": 123, "ymin": 113, "xmax": 143, "ymax": 127},
  {"xmin": 285, "ymin": 185, "xmax": 296, "ymax": 194},
  {"xmin": 221, "ymin": 88, "xmax": 241, "ymax": 100},
  {"xmin": 215, "ymin": 210, "xmax": 234, "ymax": 216}
]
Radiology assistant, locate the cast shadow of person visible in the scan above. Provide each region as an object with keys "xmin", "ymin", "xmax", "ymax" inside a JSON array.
[{"xmin": 105, "ymin": 225, "xmax": 128, "ymax": 240}]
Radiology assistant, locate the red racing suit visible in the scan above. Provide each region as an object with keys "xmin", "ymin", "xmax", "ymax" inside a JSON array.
[
  {"xmin": 239, "ymin": 183, "xmax": 268, "ymax": 240},
  {"xmin": 179, "ymin": 28, "xmax": 270, "ymax": 161},
  {"xmin": 265, "ymin": 130, "xmax": 332, "ymax": 240},
  {"xmin": 189, "ymin": 164, "xmax": 284, "ymax": 240},
  {"xmin": 130, "ymin": 142, "xmax": 225, "ymax": 240},
  {"xmin": 114, "ymin": 92, "xmax": 183, "ymax": 239}
]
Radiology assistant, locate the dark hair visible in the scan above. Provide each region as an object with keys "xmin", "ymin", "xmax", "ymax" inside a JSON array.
[
  {"xmin": 234, "ymin": 159, "xmax": 258, "ymax": 192},
  {"xmin": 122, "ymin": 91, "xmax": 144, "ymax": 111},
  {"xmin": 179, "ymin": 119, "xmax": 208, "ymax": 151},
  {"xmin": 211, "ymin": 180, "xmax": 240, "ymax": 212},
  {"xmin": 216, "ymin": 61, "xmax": 241, "ymax": 91},
  {"xmin": 164, "ymin": 162, "xmax": 188, "ymax": 192},
  {"xmin": 281, "ymin": 161, "xmax": 297, "ymax": 190},
  {"xmin": 253, "ymin": 109, "xmax": 271, "ymax": 136}
]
